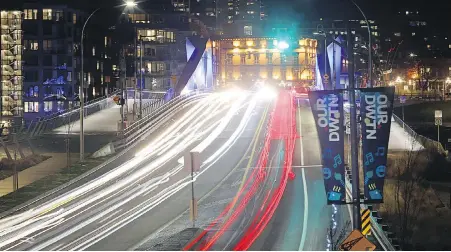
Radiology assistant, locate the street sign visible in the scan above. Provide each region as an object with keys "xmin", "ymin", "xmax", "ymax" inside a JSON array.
[
  {"xmin": 361, "ymin": 209, "xmax": 372, "ymax": 235},
  {"xmin": 399, "ymin": 95, "xmax": 406, "ymax": 104},
  {"xmin": 184, "ymin": 151, "xmax": 201, "ymax": 173},
  {"xmin": 435, "ymin": 110, "xmax": 443, "ymax": 118},
  {"xmin": 339, "ymin": 230, "xmax": 376, "ymax": 251},
  {"xmin": 435, "ymin": 118, "xmax": 443, "ymax": 126}
]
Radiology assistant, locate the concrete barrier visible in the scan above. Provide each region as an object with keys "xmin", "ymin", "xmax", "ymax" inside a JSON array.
[{"xmin": 91, "ymin": 142, "xmax": 116, "ymax": 158}]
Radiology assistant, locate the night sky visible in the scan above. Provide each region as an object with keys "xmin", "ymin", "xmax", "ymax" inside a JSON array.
[{"xmin": 0, "ymin": 0, "xmax": 449, "ymax": 31}]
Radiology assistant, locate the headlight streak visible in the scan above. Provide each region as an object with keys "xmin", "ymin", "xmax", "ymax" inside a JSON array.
[
  {"xmin": 0, "ymin": 91, "xmax": 256, "ymax": 251},
  {"xmin": 37, "ymin": 95, "xmax": 257, "ymax": 251},
  {"xmin": 0, "ymin": 95, "xmax": 223, "ymax": 235},
  {"xmin": 0, "ymin": 98, "xmax": 218, "ymax": 247}
]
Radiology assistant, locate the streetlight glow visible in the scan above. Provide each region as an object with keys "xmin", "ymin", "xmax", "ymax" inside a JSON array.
[
  {"xmin": 277, "ymin": 41, "xmax": 289, "ymax": 50},
  {"xmin": 125, "ymin": 1, "xmax": 137, "ymax": 7}
]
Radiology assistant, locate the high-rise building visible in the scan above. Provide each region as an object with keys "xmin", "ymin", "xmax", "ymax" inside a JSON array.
[
  {"xmin": 21, "ymin": 3, "xmax": 111, "ymax": 122},
  {"xmin": 217, "ymin": 0, "xmax": 266, "ymax": 36},
  {"xmin": 115, "ymin": 11, "xmax": 193, "ymax": 91},
  {"xmin": 0, "ymin": 10, "xmax": 23, "ymax": 136}
]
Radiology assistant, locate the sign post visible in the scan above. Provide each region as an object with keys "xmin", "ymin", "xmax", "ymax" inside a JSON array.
[
  {"xmin": 184, "ymin": 151, "xmax": 200, "ymax": 227},
  {"xmin": 435, "ymin": 110, "xmax": 443, "ymax": 149},
  {"xmin": 400, "ymin": 95, "xmax": 406, "ymax": 129}
]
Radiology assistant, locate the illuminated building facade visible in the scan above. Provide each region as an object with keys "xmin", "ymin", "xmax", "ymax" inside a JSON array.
[
  {"xmin": 117, "ymin": 12, "xmax": 193, "ymax": 91},
  {"xmin": 216, "ymin": 37, "xmax": 317, "ymax": 87},
  {"xmin": 0, "ymin": 11, "xmax": 23, "ymax": 136}
]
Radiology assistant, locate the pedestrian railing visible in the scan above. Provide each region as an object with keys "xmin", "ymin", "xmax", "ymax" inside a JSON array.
[
  {"xmin": 116, "ymin": 91, "xmax": 209, "ymax": 149},
  {"xmin": 24, "ymin": 91, "xmax": 120, "ymax": 138},
  {"xmin": 392, "ymin": 114, "xmax": 446, "ymax": 154}
]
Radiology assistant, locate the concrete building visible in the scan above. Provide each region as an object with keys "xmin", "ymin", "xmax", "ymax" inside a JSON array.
[
  {"xmin": 0, "ymin": 10, "xmax": 23, "ymax": 136},
  {"xmin": 116, "ymin": 12, "xmax": 193, "ymax": 91},
  {"xmin": 215, "ymin": 37, "xmax": 317, "ymax": 87}
]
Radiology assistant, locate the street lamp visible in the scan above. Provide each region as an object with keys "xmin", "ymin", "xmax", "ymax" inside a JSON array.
[
  {"xmin": 125, "ymin": 1, "xmax": 137, "ymax": 7},
  {"xmin": 349, "ymin": 0, "xmax": 372, "ymax": 87},
  {"xmin": 80, "ymin": 8, "xmax": 101, "ymax": 162},
  {"xmin": 79, "ymin": 2, "xmax": 137, "ymax": 162}
]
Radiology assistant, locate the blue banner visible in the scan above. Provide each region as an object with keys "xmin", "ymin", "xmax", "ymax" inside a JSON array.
[
  {"xmin": 309, "ymin": 90, "xmax": 346, "ymax": 205},
  {"xmin": 360, "ymin": 87, "xmax": 395, "ymax": 203}
]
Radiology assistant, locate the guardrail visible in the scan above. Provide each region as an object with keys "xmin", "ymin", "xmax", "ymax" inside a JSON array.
[
  {"xmin": 392, "ymin": 114, "xmax": 446, "ymax": 154},
  {"xmin": 115, "ymin": 92, "xmax": 209, "ymax": 149},
  {"xmin": 344, "ymin": 167, "xmax": 398, "ymax": 251},
  {"xmin": 24, "ymin": 91, "xmax": 120, "ymax": 138}
]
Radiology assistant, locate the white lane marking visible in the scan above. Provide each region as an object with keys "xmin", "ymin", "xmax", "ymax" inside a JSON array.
[{"xmin": 298, "ymin": 107, "xmax": 309, "ymax": 251}]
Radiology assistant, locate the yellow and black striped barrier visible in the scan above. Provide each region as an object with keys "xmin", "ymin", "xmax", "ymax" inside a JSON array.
[{"xmin": 361, "ymin": 209, "xmax": 372, "ymax": 236}]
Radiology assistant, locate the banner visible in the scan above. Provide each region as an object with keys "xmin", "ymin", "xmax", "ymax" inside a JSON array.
[
  {"xmin": 360, "ymin": 87, "xmax": 395, "ymax": 203},
  {"xmin": 309, "ymin": 90, "xmax": 346, "ymax": 205}
]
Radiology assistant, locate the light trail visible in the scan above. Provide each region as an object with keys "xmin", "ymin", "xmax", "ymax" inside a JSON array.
[{"xmin": 0, "ymin": 91, "xmax": 261, "ymax": 251}]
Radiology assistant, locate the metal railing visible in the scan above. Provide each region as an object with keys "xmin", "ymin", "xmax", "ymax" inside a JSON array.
[
  {"xmin": 344, "ymin": 168, "xmax": 397, "ymax": 251},
  {"xmin": 116, "ymin": 91, "xmax": 209, "ymax": 149},
  {"xmin": 24, "ymin": 91, "xmax": 120, "ymax": 138},
  {"xmin": 392, "ymin": 114, "xmax": 446, "ymax": 154}
]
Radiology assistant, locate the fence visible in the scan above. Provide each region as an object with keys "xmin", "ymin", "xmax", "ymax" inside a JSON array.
[
  {"xmin": 116, "ymin": 91, "xmax": 210, "ymax": 149},
  {"xmin": 392, "ymin": 113, "xmax": 446, "ymax": 154},
  {"xmin": 24, "ymin": 91, "xmax": 120, "ymax": 138}
]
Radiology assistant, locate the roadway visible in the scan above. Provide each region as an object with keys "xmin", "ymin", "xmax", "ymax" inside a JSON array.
[
  {"xmin": 250, "ymin": 99, "xmax": 352, "ymax": 251},
  {"xmin": 0, "ymin": 90, "xmax": 273, "ymax": 251}
]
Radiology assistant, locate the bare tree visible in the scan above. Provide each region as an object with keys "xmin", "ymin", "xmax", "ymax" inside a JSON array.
[
  {"xmin": 327, "ymin": 204, "xmax": 352, "ymax": 251},
  {"xmin": 392, "ymin": 136, "xmax": 429, "ymax": 248}
]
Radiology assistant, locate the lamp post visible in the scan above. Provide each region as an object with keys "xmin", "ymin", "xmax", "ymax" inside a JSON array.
[
  {"xmin": 350, "ymin": 0, "xmax": 372, "ymax": 87},
  {"xmin": 80, "ymin": 8, "xmax": 100, "ymax": 162},
  {"xmin": 79, "ymin": 1, "xmax": 137, "ymax": 162}
]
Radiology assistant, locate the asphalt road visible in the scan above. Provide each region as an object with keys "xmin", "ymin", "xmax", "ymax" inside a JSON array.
[
  {"xmin": 133, "ymin": 99, "xmax": 272, "ymax": 251},
  {"xmin": 0, "ymin": 91, "xmax": 273, "ymax": 251},
  {"xmin": 250, "ymin": 100, "xmax": 352, "ymax": 251}
]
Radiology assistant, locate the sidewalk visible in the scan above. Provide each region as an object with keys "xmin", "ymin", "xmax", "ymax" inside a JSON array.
[{"xmin": 0, "ymin": 153, "xmax": 76, "ymax": 197}]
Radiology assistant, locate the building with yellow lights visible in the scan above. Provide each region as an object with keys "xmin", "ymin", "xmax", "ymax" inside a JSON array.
[
  {"xmin": 215, "ymin": 37, "xmax": 317, "ymax": 87},
  {"xmin": 0, "ymin": 10, "xmax": 23, "ymax": 136}
]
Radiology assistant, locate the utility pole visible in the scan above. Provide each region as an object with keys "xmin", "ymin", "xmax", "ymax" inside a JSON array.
[
  {"xmin": 140, "ymin": 37, "xmax": 143, "ymax": 119},
  {"xmin": 347, "ymin": 24, "xmax": 361, "ymax": 231},
  {"xmin": 133, "ymin": 27, "xmax": 137, "ymax": 121}
]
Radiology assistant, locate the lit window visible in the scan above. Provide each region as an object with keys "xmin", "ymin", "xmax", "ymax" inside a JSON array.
[
  {"xmin": 244, "ymin": 26, "xmax": 252, "ymax": 36},
  {"xmin": 104, "ymin": 36, "xmax": 108, "ymax": 47},
  {"xmin": 394, "ymin": 32, "xmax": 401, "ymax": 37},
  {"xmin": 92, "ymin": 46, "xmax": 96, "ymax": 56},
  {"xmin": 24, "ymin": 102, "xmax": 39, "ymax": 113},
  {"xmin": 44, "ymin": 101, "xmax": 53, "ymax": 112},
  {"xmin": 73, "ymin": 13, "xmax": 77, "ymax": 24},
  {"xmin": 412, "ymin": 32, "xmax": 416, "ymax": 36},
  {"xmin": 88, "ymin": 72, "xmax": 92, "ymax": 84},
  {"xmin": 449, "ymin": 44, "xmax": 451, "ymax": 49},
  {"xmin": 97, "ymin": 61, "xmax": 100, "ymax": 70},
  {"xmin": 67, "ymin": 72, "xmax": 72, "ymax": 82},
  {"xmin": 43, "ymin": 9, "xmax": 52, "ymax": 20},
  {"xmin": 24, "ymin": 9, "xmax": 38, "ymax": 20},
  {"xmin": 112, "ymin": 65, "xmax": 118, "ymax": 71}
]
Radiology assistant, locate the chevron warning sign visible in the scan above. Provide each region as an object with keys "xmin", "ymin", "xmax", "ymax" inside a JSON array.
[{"xmin": 361, "ymin": 209, "xmax": 372, "ymax": 235}]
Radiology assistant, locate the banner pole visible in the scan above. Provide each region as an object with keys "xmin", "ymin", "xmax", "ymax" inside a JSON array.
[{"xmin": 347, "ymin": 24, "xmax": 361, "ymax": 230}]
